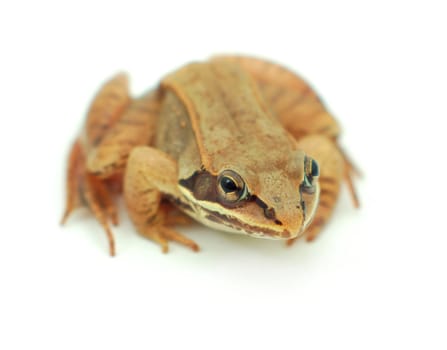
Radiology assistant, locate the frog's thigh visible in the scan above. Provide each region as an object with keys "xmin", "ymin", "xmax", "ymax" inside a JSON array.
[
  {"xmin": 293, "ymin": 135, "xmax": 344, "ymax": 242},
  {"xmin": 63, "ymin": 74, "xmax": 129, "ymax": 220},
  {"xmin": 124, "ymin": 146, "xmax": 199, "ymax": 253},
  {"xmin": 87, "ymin": 92, "xmax": 160, "ymax": 178},
  {"xmin": 83, "ymin": 73, "xmax": 130, "ymax": 151},
  {"xmin": 62, "ymin": 74, "xmax": 131, "ymax": 256}
]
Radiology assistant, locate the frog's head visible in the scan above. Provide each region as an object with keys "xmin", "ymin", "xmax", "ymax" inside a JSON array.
[{"xmin": 178, "ymin": 150, "xmax": 320, "ymax": 239}]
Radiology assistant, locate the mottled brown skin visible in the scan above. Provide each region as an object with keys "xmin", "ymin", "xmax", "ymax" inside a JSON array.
[
  {"xmin": 159, "ymin": 61, "xmax": 320, "ymax": 239},
  {"xmin": 216, "ymin": 57, "xmax": 359, "ymax": 243},
  {"xmin": 62, "ymin": 56, "xmax": 358, "ymax": 255}
]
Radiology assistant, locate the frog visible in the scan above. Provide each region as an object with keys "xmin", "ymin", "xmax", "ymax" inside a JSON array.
[{"xmin": 61, "ymin": 55, "xmax": 359, "ymax": 256}]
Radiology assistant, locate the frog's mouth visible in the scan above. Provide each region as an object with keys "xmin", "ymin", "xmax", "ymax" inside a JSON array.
[
  {"xmin": 198, "ymin": 208, "xmax": 293, "ymax": 239},
  {"xmin": 171, "ymin": 191, "xmax": 303, "ymax": 239}
]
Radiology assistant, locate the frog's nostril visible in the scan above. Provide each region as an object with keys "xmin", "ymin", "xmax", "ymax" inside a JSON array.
[
  {"xmin": 263, "ymin": 207, "xmax": 283, "ymax": 225},
  {"xmin": 263, "ymin": 207, "xmax": 276, "ymax": 220}
]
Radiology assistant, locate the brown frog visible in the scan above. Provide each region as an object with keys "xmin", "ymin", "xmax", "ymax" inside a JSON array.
[{"xmin": 61, "ymin": 56, "xmax": 359, "ymax": 255}]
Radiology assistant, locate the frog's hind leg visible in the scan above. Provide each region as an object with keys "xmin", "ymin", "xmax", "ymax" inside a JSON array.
[
  {"xmin": 124, "ymin": 146, "xmax": 199, "ymax": 253},
  {"xmin": 288, "ymin": 135, "xmax": 344, "ymax": 244},
  {"xmin": 61, "ymin": 139, "xmax": 118, "ymax": 255},
  {"xmin": 61, "ymin": 73, "xmax": 160, "ymax": 256},
  {"xmin": 61, "ymin": 140, "xmax": 86, "ymax": 226}
]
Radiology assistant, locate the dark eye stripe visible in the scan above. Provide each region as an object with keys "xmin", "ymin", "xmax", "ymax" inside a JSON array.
[{"xmin": 179, "ymin": 170, "xmax": 217, "ymax": 201}]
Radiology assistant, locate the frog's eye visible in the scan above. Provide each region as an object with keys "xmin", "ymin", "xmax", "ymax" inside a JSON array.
[
  {"xmin": 217, "ymin": 170, "xmax": 248, "ymax": 203},
  {"xmin": 310, "ymin": 159, "xmax": 319, "ymax": 177},
  {"xmin": 302, "ymin": 157, "xmax": 319, "ymax": 194}
]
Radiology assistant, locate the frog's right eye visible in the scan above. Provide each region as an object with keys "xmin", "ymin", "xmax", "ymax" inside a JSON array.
[{"xmin": 217, "ymin": 170, "xmax": 248, "ymax": 204}]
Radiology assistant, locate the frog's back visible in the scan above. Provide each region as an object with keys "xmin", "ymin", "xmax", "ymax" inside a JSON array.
[{"xmin": 158, "ymin": 60, "xmax": 297, "ymax": 178}]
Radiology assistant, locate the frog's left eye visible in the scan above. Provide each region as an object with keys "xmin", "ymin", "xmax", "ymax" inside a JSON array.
[
  {"xmin": 217, "ymin": 170, "xmax": 248, "ymax": 204},
  {"xmin": 310, "ymin": 159, "xmax": 319, "ymax": 177},
  {"xmin": 302, "ymin": 157, "xmax": 319, "ymax": 194}
]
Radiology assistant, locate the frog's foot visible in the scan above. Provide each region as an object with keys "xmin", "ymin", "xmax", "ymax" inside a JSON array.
[
  {"xmin": 138, "ymin": 221, "xmax": 199, "ymax": 254},
  {"xmin": 136, "ymin": 203, "xmax": 198, "ymax": 253},
  {"xmin": 124, "ymin": 146, "xmax": 200, "ymax": 253},
  {"xmin": 141, "ymin": 226, "xmax": 199, "ymax": 253},
  {"xmin": 61, "ymin": 140, "xmax": 118, "ymax": 256}
]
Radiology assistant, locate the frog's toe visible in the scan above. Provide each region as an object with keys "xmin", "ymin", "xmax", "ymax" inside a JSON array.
[
  {"xmin": 138, "ymin": 224, "xmax": 199, "ymax": 253},
  {"xmin": 160, "ymin": 226, "xmax": 200, "ymax": 252}
]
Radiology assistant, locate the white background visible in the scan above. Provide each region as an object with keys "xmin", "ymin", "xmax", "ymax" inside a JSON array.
[{"xmin": 1, "ymin": 1, "xmax": 446, "ymax": 349}]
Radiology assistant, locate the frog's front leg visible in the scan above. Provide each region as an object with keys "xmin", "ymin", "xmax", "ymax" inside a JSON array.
[
  {"xmin": 124, "ymin": 146, "xmax": 199, "ymax": 253},
  {"xmin": 288, "ymin": 135, "xmax": 345, "ymax": 243}
]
